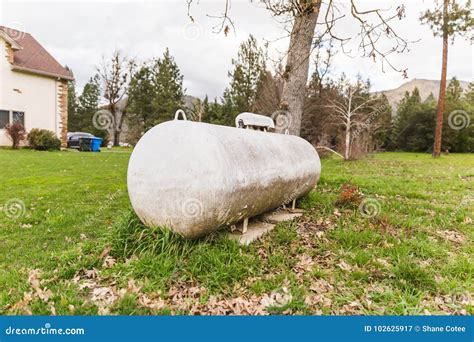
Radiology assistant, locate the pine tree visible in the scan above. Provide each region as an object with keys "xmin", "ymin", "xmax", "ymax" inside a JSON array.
[
  {"xmin": 68, "ymin": 75, "xmax": 108, "ymax": 143},
  {"xmin": 393, "ymin": 88, "xmax": 423, "ymax": 150},
  {"xmin": 459, "ymin": 82, "xmax": 474, "ymax": 152},
  {"xmin": 393, "ymin": 88, "xmax": 438, "ymax": 152},
  {"xmin": 207, "ymin": 98, "xmax": 225, "ymax": 125},
  {"xmin": 464, "ymin": 82, "xmax": 474, "ymax": 103},
  {"xmin": 68, "ymin": 76, "xmax": 99, "ymax": 132},
  {"xmin": 444, "ymin": 77, "xmax": 473, "ymax": 152},
  {"xmin": 420, "ymin": 0, "xmax": 473, "ymax": 157},
  {"xmin": 151, "ymin": 49, "xmax": 185, "ymax": 125},
  {"xmin": 446, "ymin": 77, "xmax": 464, "ymax": 101},
  {"xmin": 369, "ymin": 94, "xmax": 393, "ymax": 151},
  {"xmin": 222, "ymin": 35, "xmax": 267, "ymax": 125},
  {"xmin": 127, "ymin": 64, "xmax": 156, "ymax": 131},
  {"xmin": 78, "ymin": 76, "xmax": 101, "ymax": 117},
  {"xmin": 127, "ymin": 49, "xmax": 185, "ymax": 137}
]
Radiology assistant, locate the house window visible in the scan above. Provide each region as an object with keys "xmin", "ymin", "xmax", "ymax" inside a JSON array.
[
  {"xmin": 12, "ymin": 111, "xmax": 25, "ymax": 126},
  {"xmin": 0, "ymin": 110, "xmax": 9, "ymax": 128}
]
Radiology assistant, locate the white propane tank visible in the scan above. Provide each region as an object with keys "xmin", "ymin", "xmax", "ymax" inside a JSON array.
[{"xmin": 127, "ymin": 116, "xmax": 321, "ymax": 238}]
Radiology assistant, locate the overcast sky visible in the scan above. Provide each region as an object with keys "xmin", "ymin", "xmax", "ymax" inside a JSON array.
[{"xmin": 1, "ymin": 0, "xmax": 472, "ymax": 98}]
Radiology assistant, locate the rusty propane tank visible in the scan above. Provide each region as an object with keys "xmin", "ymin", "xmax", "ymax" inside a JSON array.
[{"xmin": 127, "ymin": 112, "xmax": 321, "ymax": 238}]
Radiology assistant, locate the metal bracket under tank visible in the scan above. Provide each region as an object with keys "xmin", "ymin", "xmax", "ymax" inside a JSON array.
[{"xmin": 228, "ymin": 203, "xmax": 303, "ymax": 245}]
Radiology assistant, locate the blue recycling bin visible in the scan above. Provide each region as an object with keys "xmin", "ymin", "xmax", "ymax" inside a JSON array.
[{"xmin": 90, "ymin": 137, "xmax": 103, "ymax": 152}]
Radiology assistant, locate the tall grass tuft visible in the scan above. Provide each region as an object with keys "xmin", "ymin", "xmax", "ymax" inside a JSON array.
[
  {"xmin": 109, "ymin": 210, "xmax": 262, "ymax": 292},
  {"xmin": 110, "ymin": 210, "xmax": 193, "ymax": 259}
]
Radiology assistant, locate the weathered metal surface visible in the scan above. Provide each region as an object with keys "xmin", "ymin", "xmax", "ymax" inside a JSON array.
[
  {"xmin": 235, "ymin": 112, "xmax": 275, "ymax": 130},
  {"xmin": 127, "ymin": 119, "xmax": 321, "ymax": 238}
]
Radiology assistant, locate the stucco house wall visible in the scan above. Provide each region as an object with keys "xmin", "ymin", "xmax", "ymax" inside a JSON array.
[{"xmin": 0, "ymin": 28, "xmax": 72, "ymax": 147}]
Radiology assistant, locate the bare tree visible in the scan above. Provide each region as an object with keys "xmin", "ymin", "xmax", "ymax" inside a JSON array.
[
  {"xmin": 188, "ymin": 1, "xmax": 410, "ymax": 136},
  {"xmin": 310, "ymin": 38, "xmax": 335, "ymax": 96},
  {"xmin": 268, "ymin": 1, "xmax": 410, "ymax": 135},
  {"xmin": 328, "ymin": 81, "xmax": 377, "ymax": 160},
  {"xmin": 189, "ymin": 98, "xmax": 206, "ymax": 122},
  {"xmin": 97, "ymin": 51, "xmax": 136, "ymax": 146}
]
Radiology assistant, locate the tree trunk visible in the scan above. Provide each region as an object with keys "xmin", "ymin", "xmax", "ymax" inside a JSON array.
[
  {"xmin": 280, "ymin": 2, "xmax": 321, "ymax": 136},
  {"xmin": 114, "ymin": 129, "xmax": 120, "ymax": 146},
  {"xmin": 112, "ymin": 108, "xmax": 120, "ymax": 146},
  {"xmin": 433, "ymin": 0, "xmax": 449, "ymax": 157},
  {"xmin": 344, "ymin": 124, "xmax": 351, "ymax": 160}
]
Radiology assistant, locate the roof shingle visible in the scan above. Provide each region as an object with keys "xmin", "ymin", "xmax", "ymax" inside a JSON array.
[{"xmin": 0, "ymin": 26, "xmax": 73, "ymax": 80}]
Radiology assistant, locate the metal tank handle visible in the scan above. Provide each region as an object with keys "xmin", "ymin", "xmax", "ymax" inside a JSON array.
[{"xmin": 174, "ymin": 109, "xmax": 187, "ymax": 121}]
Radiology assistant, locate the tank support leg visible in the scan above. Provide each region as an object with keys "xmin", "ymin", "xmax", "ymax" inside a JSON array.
[
  {"xmin": 292, "ymin": 199, "xmax": 296, "ymax": 210},
  {"xmin": 242, "ymin": 218, "xmax": 249, "ymax": 234}
]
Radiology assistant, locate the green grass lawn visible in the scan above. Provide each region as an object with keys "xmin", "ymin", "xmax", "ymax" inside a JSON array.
[{"xmin": 0, "ymin": 149, "xmax": 472, "ymax": 315}]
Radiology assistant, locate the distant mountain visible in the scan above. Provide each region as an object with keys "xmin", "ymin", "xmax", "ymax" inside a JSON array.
[
  {"xmin": 183, "ymin": 95, "xmax": 199, "ymax": 109},
  {"xmin": 374, "ymin": 78, "xmax": 470, "ymax": 110}
]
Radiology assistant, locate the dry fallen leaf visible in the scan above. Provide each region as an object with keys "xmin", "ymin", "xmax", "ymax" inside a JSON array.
[
  {"xmin": 37, "ymin": 288, "xmax": 53, "ymax": 302},
  {"xmin": 98, "ymin": 306, "xmax": 110, "ymax": 315},
  {"xmin": 99, "ymin": 246, "xmax": 112, "ymax": 259},
  {"xmin": 9, "ymin": 292, "xmax": 34, "ymax": 314},
  {"xmin": 435, "ymin": 230, "xmax": 465, "ymax": 244},
  {"xmin": 28, "ymin": 269, "xmax": 41, "ymax": 290},
  {"xmin": 27, "ymin": 269, "xmax": 53, "ymax": 303},
  {"xmin": 102, "ymin": 256, "xmax": 116, "ymax": 268},
  {"xmin": 309, "ymin": 279, "xmax": 333, "ymax": 293},
  {"xmin": 85, "ymin": 268, "xmax": 98, "ymax": 279},
  {"xmin": 304, "ymin": 293, "xmax": 332, "ymax": 308},
  {"xmin": 337, "ymin": 260, "xmax": 353, "ymax": 272},
  {"xmin": 261, "ymin": 288, "xmax": 293, "ymax": 308},
  {"xmin": 139, "ymin": 294, "xmax": 166, "ymax": 310},
  {"xmin": 49, "ymin": 303, "xmax": 57, "ymax": 315},
  {"xmin": 375, "ymin": 258, "xmax": 391, "ymax": 268},
  {"xmin": 91, "ymin": 287, "xmax": 117, "ymax": 306},
  {"xmin": 294, "ymin": 254, "xmax": 314, "ymax": 276}
]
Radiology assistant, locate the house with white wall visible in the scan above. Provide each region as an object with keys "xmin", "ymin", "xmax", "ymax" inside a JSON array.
[{"xmin": 0, "ymin": 26, "xmax": 73, "ymax": 147}]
